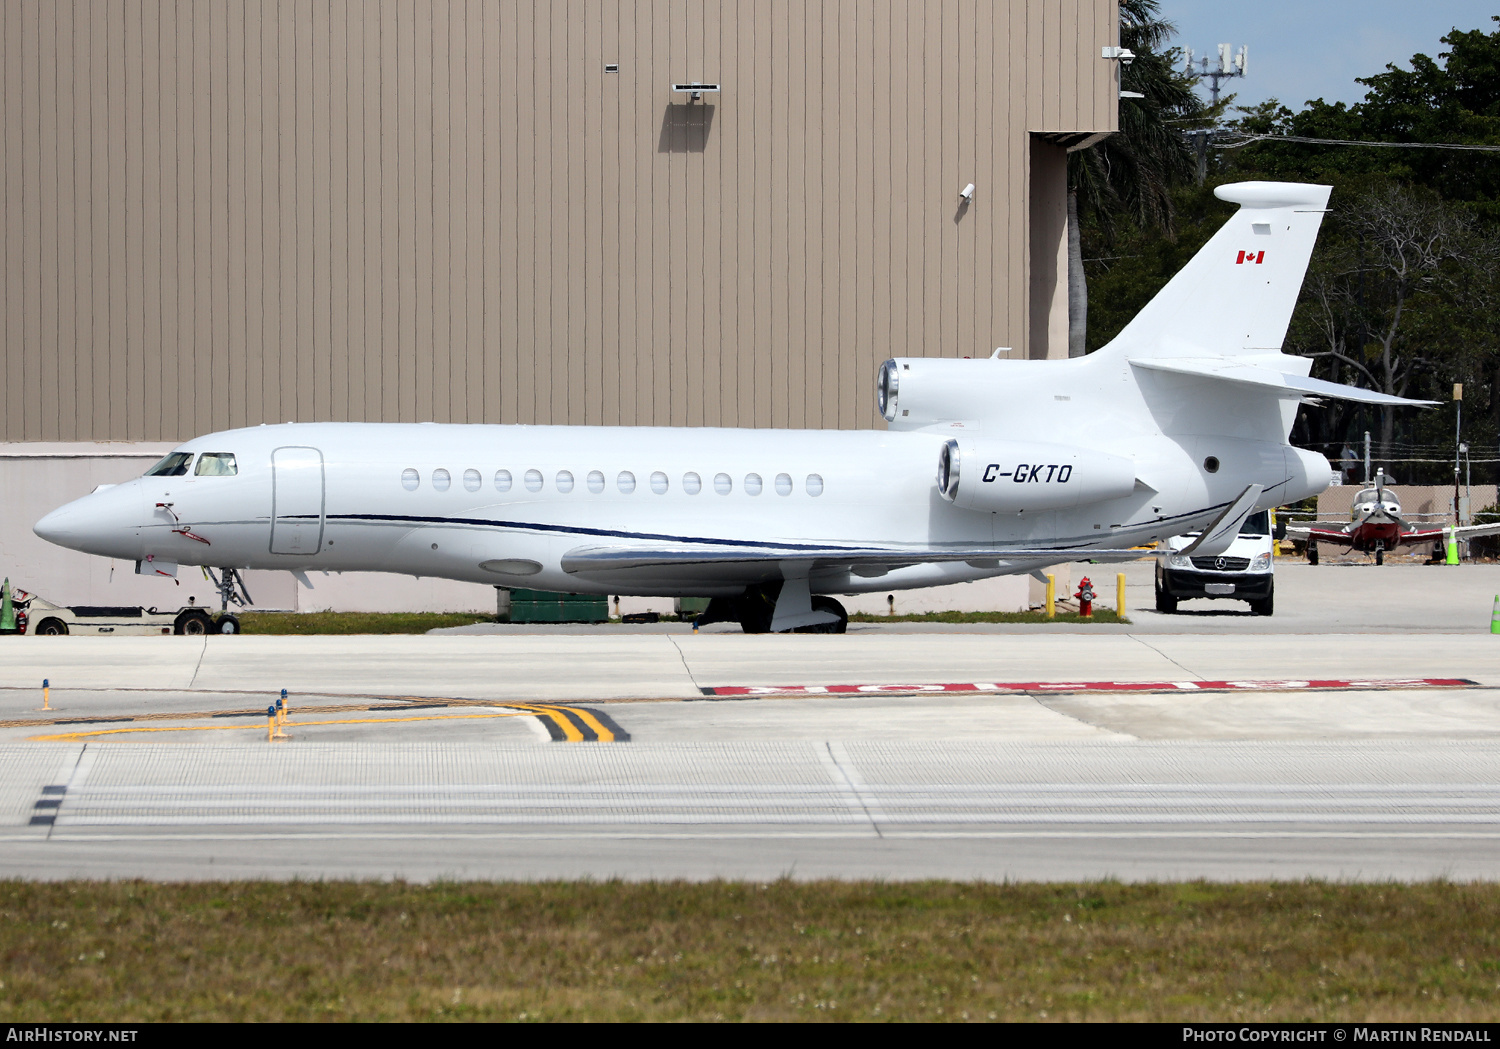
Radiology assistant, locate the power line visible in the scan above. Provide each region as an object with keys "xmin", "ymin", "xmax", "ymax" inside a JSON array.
[{"xmin": 1219, "ymin": 133, "xmax": 1500, "ymax": 153}]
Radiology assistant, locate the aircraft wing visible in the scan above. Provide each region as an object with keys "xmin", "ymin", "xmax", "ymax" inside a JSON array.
[
  {"xmin": 1284, "ymin": 525, "xmax": 1355, "ymax": 548},
  {"xmin": 1398, "ymin": 521, "xmax": 1500, "ymax": 545},
  {"xmin": 561, "ymin": 542, "xmax": 1149, "ymax": 583}
]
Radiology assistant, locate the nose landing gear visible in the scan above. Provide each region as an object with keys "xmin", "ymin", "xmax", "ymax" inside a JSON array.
[{"xmin": 202, "ymin": 567, "xmax": 253, "ymax": 634}]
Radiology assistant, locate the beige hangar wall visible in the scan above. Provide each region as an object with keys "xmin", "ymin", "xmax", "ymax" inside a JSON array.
[{"xmin": 0, "ymin": 0, "xmax": 1118, "ymax": 611}]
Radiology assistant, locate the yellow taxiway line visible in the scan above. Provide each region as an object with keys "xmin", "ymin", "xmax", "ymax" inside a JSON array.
[{"xmin": 28, "ymin": 711, "xmax": 532, "ymax": 743}]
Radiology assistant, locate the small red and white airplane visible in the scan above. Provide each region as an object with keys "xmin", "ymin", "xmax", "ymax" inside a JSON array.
[{"xmin": 1288, "ymin": 471, "xmax": 1500, "ymax": 564}]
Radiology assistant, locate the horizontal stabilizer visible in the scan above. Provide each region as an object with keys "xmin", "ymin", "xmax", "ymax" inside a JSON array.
[{"xmin": 1129, "ymin": 358, "xmax": 1439, "ymax": 407}]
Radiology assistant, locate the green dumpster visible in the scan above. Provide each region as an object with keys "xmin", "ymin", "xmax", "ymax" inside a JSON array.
[{"xmin": 498, "ymin": 588, "xmax": 608, "ymax": 624}]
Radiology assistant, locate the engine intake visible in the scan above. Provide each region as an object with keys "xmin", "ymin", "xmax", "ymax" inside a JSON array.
[{"xmin": 938, "ymin": 438, "xmax": 1137, "ymax": 513}]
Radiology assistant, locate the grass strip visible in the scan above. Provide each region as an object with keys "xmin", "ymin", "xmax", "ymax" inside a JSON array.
[
  {"xmin": 237, "ymin": 611, "xmax": 493, "ymax": 635},
  {"xmin": 237, "ymin": 610, "xmax": 1128, "ymax": 633},
  {"xmin": 1, "ymin": 880, "xmax": 1496, "ymax": 1022},
  {"xmin": 849, "ymin": 609, "xmax": 1128, "ymax": 624}
]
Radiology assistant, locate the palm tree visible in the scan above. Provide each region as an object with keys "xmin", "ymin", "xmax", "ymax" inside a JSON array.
[{"xmin": 1068, "ymin": 0, "xmax": 1207, "ymax": 356}]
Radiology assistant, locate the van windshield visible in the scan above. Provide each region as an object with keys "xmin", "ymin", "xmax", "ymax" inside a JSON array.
[
  {"xmin": 143, "ymin": 452, "xmax": 193, "ymax": 477},
  {"xmin": 1239, "ymin": 511, "xmax": 1270, "ymax": 537}
]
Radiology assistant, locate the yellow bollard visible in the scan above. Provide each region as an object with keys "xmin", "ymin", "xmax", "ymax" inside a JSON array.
[
  {"xmin": 41, "ymin": 678, "xmax": 50, "ymax": 711},
  {"xmin": 1045, "ymin": 575, "xmax": 1055, "ymax": 619},
  {"xmin": 267, "ymin": 705, "xmax": 276, "ymax": 743},
  {"xmin": 1117, "ymin": 572, "xmax": 1127, "ymax": 620}
]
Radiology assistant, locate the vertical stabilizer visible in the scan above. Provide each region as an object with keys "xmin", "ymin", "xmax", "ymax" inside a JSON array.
[{"xmin": 1100, "ymin": 181, "xmax": 1331, "ymax": 360}]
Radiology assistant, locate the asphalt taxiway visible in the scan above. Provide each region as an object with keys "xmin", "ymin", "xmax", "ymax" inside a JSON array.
[{"xmin": 0, "ymin": 561, "xmax": 1497, "ymax": 881}]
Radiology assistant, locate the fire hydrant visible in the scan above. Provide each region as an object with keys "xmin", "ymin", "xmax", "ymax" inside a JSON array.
[{"xmin": 1075, "ymin": 576, "xmax": 1095, "ymax": 617}]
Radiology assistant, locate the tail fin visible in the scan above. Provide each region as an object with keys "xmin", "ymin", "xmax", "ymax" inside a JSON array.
[{"xmin": 1100, "ymin": 181, "xmax": 1332, "ymax": 359}]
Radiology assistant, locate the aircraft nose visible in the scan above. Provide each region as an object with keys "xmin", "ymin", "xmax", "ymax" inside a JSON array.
[
  {"xmin": 34, "ymin": 487, "xmax": 144, "ymax": 559},
  {"xmin": 33, "ymin": 504, "xmax": 81, "ymax": 546}
]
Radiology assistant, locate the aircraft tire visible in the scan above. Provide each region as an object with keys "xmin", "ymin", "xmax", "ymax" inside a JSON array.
[
  {"xmin": 1375, "ymin": 547, "xmax": 1384, "ymax": 566},
  {"xmin": 1307, "ymin": 543, "xmax": 1318, "ymax": 566},
  {"xmin": 174, "ymin": 610, "xmax": 215, "ymax": 636},
  {"xmin": 215, "ymin": 614, "xmax": 242, "ymax": 635},
  {"xmin": 793, "ymin": 596, "xmax": 849, "ymax": 634},
  {"xmin": 35, "ymin": 617, "xmax": 68, "ymax": 636}
]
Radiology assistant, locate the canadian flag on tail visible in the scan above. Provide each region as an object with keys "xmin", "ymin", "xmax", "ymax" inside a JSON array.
[{"xmin": 1236, "ymin": 249, "xmax": 1265, "ymax": 264}]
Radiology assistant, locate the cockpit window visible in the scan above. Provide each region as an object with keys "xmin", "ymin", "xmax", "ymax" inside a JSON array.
[
  {"xmin": 1238, "ymin": 511, "xmax": 1270, "ymax": 537},
  {"xmin": 144, "ymin": 452, "xmax": 193, "ymax": 477},
  {"xmin": 194, "ymin": 452, "xmax": 238, "ymax": 476}
]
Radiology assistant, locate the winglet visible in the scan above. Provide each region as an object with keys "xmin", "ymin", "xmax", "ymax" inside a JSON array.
[{"xmin": 1181, "ymin": 484, "xmax": 1263, "ymax": 557}]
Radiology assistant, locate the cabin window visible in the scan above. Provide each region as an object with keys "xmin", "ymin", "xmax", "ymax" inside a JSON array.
[
  {"xmin": 525, "ymin": 469, "xmax": 544, "ymax": 492},
  {"xmin": 144, "ymin": 452, "xmax": 193, "ymax": 477},
  {"xmin": 744, "ymin": 473, "xmax": 763, "ymax": 496},
  {"xmin": 557, "ymin": 470, "xmax": 575, "ymax": 493},
  {"xmin": 495, "ymin": 469, "xmax": 512, "ymax": 493},
  {"xmin": 806, "ymin": 473, "xmax": 824, "ymax": 496},
  {"xmin": 194, "ymin": 452, "xmax": 238, "ymax": 477},
  {"xmin": 402, "ymin": 468, "xmax": 420, "ymax": 491},
  {"xmin": 774, "ymin": 472, "xmax": 793, "ymax": 496},
  {"xmin": 587, "ymin": 470, "xmax": 605, "ymax": 494},
  {"xmin": 617, "ymin": 470, "xmax": 636, "ymax": 494},
  {"xmin": 650, "ymin": 471, "xmax": 669, "ymax": 495},
  {"xmin": 683, "ymin": 471, "xmax": 702, "ymax": 495},
  {"xmin": 714, "ymin": 472, "xmax": 732, "ymax": 495},
  {"xmin": 432, "ymin": 468, "xmax": 452, "ymax": 492},
  {"xmin": 463, "ymin": 468, "xmax": 482, "ymax": 492}
]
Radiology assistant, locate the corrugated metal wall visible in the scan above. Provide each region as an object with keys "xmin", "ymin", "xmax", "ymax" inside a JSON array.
[{"xmin": 0, "ymin": 0, "xmax": 1117, "ymax": 442}]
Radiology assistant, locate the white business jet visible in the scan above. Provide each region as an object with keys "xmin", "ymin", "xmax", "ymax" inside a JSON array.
[{"xmin": 34, "ymin": 182, "xmax": 1432, "ymax": 634}]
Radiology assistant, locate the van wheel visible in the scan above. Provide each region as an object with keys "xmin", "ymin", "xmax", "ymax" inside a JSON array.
[
  {"xmin": 1154, "ymin": 584, "xmax": 1177, "ymax": 614},
  {"xmin": 35, "ymin": 617, "xmax": 68, "ymax": 636},
  {"xmin": 174, "ymin": 610, "xmax": 214, "ymax": 636},
  {"xmin": 1249, "ymin": 586, "xmax": 1274, "ymax": 617}
]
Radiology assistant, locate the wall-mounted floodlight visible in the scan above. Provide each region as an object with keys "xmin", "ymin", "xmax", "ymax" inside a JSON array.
[
  {"xmin": 671, "ymin": 82, "xmax": 721, "ymax": 103},
  {"xmin": 959, "ymin": 183, "xmax": 975, "ymax": 204},
  {"xmin": 1101, "ymin": 46, "xmax": 1135, "ymax": 65}
]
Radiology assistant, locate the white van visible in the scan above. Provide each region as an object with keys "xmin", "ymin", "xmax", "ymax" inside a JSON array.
[{"xmin": 1154, "ymin": 510, "xmax": 1279, "ymax": 616}]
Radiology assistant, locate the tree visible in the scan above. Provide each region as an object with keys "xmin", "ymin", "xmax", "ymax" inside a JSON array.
[
  {"xmin": 1288, "ymin": 185, "xmax": 1481, "ymax": 452},
  {"xmin": 1067, "ymin": 0, "xmax": 1205, "ymax": 356}
]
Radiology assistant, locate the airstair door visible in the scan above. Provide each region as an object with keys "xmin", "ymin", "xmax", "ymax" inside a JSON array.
[{"xmin": 270, "ymin": 447, "xmax": 325, "ymax": 555}]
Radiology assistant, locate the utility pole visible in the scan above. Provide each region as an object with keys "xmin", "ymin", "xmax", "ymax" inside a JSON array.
[
  {"xmin": 1453, "ymin": 383, "xmax": 1464, "ymax": 530},
  {"xmin": 1183, "ymin": 45, "xmax": 1247, "ymax": 185}
]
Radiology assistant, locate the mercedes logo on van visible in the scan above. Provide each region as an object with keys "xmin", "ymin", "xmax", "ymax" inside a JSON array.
[{"xmin": 1215, "ymin": 556, "xmax": 1226, "ymax": 570}]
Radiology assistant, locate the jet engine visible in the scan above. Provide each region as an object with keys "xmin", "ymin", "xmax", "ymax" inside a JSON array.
[
  {"xmin": 878, "ymin": 356, "xmax": 1018, "ymax": 428},
  {"xmin": 937, "ymin": 438, "xmax": 1137, "ymax": 513}
]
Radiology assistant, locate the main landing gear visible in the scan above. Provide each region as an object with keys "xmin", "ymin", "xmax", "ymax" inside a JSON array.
[
  {"xmin": 695, "ymin": 585, "xmax": 849, "ymax": 634},
  {"xmin": 200, "ymin": 567, "xmax": 254, "ymax": 635}
]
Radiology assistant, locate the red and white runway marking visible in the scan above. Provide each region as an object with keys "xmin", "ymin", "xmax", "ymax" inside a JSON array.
[{"xmin": 701, "ymin": 678, "xmax": 1478, "ymax": 698}]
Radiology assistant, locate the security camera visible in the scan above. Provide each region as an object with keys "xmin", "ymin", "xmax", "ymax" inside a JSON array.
[{"xmin": 959, "ymin": 183, "xmax": 975, "ymax": 204}]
